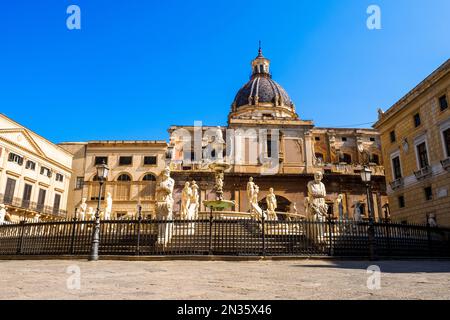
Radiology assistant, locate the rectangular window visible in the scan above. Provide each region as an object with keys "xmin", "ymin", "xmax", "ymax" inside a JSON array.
[
  {"xmin": 370, "ymin": 154, "xmax": 380, "ymax": 165},
  {"xmin": 119, "ymin": 156, "xmax": 132, "ymax": 166},
  {"xmin": 53, "ymin": 194, "xmax": 61, "ymax": 215},
  {"xmin": 416, "ymin": 142, "xmax": 429, "ymax": 168},
  {"xmin": 55, "ymin": 173, "xmax": 64, "ymax": 182},
  {"xmin": 267, "ymin": 139, "xmax": 272, "ymax": 158},
  {"xmin": 144, "ymin": 156, "xmax": 157, "ymax": 165},
  {"xmin": 424, "ymin": 187, "xmax": 433, "ymax": 201},
  {"xmin": 413, "ymin": 113, "xmax": 421, "ymax": 127},
  {"xmin": 443, "ymin": 128, "xmax": 450, "ymax": 158},
  {"xmin": 341, "ymin": 137, "xmax": 347, "ymax": 142},
  {"xmin": 439, "ymin": 95, "xmax": 448, "ymax": 111},
  {"xmin": 4, "ymin": 178, "xmax": 16, "ymax": 204},
  {"xmin": 75, "ymin": 177, "xmax": 84, "ymax": 189},
  {"xmin": 8, "ymin": 153, "xmax": 23, "ymax": 165},
  {"xmin": 40, "ymin": 166, "xmax": 52, "ymax": 178},
  {"xmin": 22, "ymin": 184, "xmax": 32, "ymax": 208},
  {"xmin": 390, "ymin": 130, "xmax": 396, "ymax": 143},
  {"xmin": 370, "ymin": 137, "xmax": 376, "ymax": 142},
  {"xmin": 315, "ymin": 137, "xmax": 321, "ymax": 141},
  {"xmin": 37, "ymin": 189, "xmax": 46, "ymax": 212},
  {"xmin": 25, "ymin": 160, "xmax": 36, "ymax": 170},
  {"xmin": 392, "ymin": 156, "xmax": 402, "ymax": 180},
  {"xmin": 398, "ymin": 195, "xmax": 405, "ymax": 208},
  {"xmin": 94, "ymin": 156, "xmax": 108, "ymax": 165}
]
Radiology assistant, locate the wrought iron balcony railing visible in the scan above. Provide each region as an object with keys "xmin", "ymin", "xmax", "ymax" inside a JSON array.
[
  {"xmin": 414, "ymin": 165, "xmax": 432, "ymax": 180},
  {"xmin": 389, "ymin": 178, "xmax": 404, "ymax": 190},
  {"xmin": 0, "ymin": 193, "xmax": 67, "ymax": 217},
  {"xmin": 441, "ymin": 157, "xmax": 450, "ymax": 171}
]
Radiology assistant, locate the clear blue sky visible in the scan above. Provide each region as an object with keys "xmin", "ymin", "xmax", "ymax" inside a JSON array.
[{"xmin": 1, "ymin": 0, "xmax": 449, "ymax": 143}]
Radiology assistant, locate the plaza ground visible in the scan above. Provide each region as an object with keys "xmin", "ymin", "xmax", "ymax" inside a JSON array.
[{"xmin": 0, "ymin": 259, "xmax": 449, "ymax": 300}]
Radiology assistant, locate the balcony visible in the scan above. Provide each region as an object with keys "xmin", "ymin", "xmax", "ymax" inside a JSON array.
[
  {"xmin": 321, "ymin": 164, "xmax": 385, "ymax": 176},
  {"xmin": 441, "ymin": 158, "xmax": 450, "ymax": 171},
  {"xmin": 414, "ymin": 165, "xmax": 432, "ymax": 180},
  {"xmin": 389, "ymin": 178, "xmax": 404, "ymax": 190},
  {"xmin": 0, "ymin": 193, "xmax": 67, "ymax": 217}
]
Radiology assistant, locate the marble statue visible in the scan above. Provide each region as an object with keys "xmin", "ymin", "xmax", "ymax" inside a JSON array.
[
  {"xmin": 337, "ymin": 194, "xmax": 344, "ymax": 221},
  {"xmin": 156, "ymin": 167, "xmax": 175, "ymax": 218},
  {"xmin": 266, "ymin": 188, "xmax": 278, "ymax": 220},
  {"xmin": 78, "ymin": 197, "xmax": 87, "ymax": 220},
  {"xmin": 87, "ymin": 207, "xmax": 94, "ymax": 220},
  {"xmin": 190, "ymin": 180, "xmax": 200, "ymax": 219},
  {"xmin": 252, "ymin": 184, "xmax": 260, "ymax": 206},
  {"xmin": 428, "ymin": 214, "xmax": 437, "ymax": 227},
  {"xmin": 290, "ymin": 203, "xmax": 298, "ymax": 214},
  {"xmin": 306, "ymin": 171, "xmax": 328, "ymax": 222},
  {"xmin": 156, "ymin": 167, "xmax": 175, "ymax": 246},
  {"xmin": 353, "ymin": 202, "xmax": 362, "ymax": 222},
  {"xmin": 104, "ymin": 192, "xmax": 113, "ymax": 220},
  {"xmin": 180, "ymin": 181, "xmax": 192, "ymax": 219},
  {"xmin": 247, "ymin": 177, "xmax": 256, "ymax": 210},
  {"xmin": 215, "ymin": 126, "xmax": 225, "ymax": 144},
  {"xmin": 0, "ymin": 204, "xmax": 6, "ymax": 225}
]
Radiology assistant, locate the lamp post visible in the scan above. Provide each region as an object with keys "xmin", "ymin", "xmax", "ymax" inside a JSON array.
[
  {"xmin": 360, "ymin": 165, "xmax": 375, "ymax": 260},
  {"xmin": 136, "ymin": 201, "xmax": 142, "ymax": 255},
  {"xmin": 89, "ymin": 161, "xmax": 109, "ymax": 261}
]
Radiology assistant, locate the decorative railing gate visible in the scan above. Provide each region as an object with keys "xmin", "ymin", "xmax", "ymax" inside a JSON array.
[{"xmin": 0, "ymin": 216, "xmax": 449, "ymax": 258}]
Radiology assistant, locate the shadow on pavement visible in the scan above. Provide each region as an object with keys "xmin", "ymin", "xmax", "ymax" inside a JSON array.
[{"xmin": 292, "ymin": 260, "xmax": 450, "ymax": 273}]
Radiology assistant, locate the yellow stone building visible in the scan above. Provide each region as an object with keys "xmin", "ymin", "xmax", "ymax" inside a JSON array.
[
  {"xmin": 374, "ymin": 59, "xmax": 450, "ymax": 226},
  {"xmin": 59, "ymin": 140, "xmax": 168, "ymax": 219},
  {"xmin": 0, "ymin": 114, "xmax": 73, "ymax": 222}
]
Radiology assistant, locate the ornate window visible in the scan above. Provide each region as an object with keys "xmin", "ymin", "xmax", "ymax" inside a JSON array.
[
  {"xmin": 117, "ymin": 174, "xmax": 132, "ymax": 182},
  {"xmin": 143, "ymin": 173, "xmax": 156, "ymax": 181}
]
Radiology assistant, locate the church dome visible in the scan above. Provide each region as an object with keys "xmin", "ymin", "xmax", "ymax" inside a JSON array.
[
  {"xmin": 233, "ymin": 75, "xmax": 293, "ymax": 108},
  {"xmin": 230, "ymin": 45, "xmax": 298, "ymax": 120}
]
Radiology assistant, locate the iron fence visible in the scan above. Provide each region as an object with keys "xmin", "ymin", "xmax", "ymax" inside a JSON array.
[{"xmin": 0, "ymin": 216, "xmax": 449, "ymax": 258}]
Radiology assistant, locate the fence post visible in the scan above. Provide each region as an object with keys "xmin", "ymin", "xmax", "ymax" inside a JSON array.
[
  {"xmin": 261, "ymin": 213, "xmax": 266, "ymax": 257},
  {"xmin": 69, "ymin": 217, "xmax": 77, "ymax": 255},
  {"xmin": 328, "ymin": 216, "xmax": 334, "ymax": 256},
  {"xmin": 17, "ymin": 220, "xmax": 26, "ymax": 255},
  {"xmin": 208, "ymin": 208, "xmax": 213, "ymax": 255},
  {"xmin": 136, "ymin": 215, "xmax": 142, "ymax": 256},
  {"xmin": 426, "ymin": 221, "xmax": 433, "ymax": 257},
  {"xmin": 385, "ymin": 220, "xmax": 392, "ymax": 257},
  {"xmin": 368, "ymin": 220, "xmax": 376, "ymax": 261}
]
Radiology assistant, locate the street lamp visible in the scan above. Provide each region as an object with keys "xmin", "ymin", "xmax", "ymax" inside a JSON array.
[
  {"xmin": 360, "ymin": 166, "xmax": 373, "ymax": 220},
  {"xmin": 89, "ymin": 161, "xmax": 109, "ymax": 261},
  {"xmin": 361, "ymin": 165, "xmax": 375, "ymax": 260}
]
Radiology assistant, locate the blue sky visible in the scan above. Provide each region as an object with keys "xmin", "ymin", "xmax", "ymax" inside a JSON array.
[{"xmin": 1, "ymin": 0, "xmax": 449, "ymax": 142}]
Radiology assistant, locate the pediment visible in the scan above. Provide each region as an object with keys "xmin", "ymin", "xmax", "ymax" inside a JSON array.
[{"xmin": 0, "ymin": 129, "xmax": 45, "ymax": 157}]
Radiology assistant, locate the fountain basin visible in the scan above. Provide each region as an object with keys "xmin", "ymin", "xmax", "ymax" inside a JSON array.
[{"xmin": 203, "ymin": 200, "xmax": 235, "ymax": 211}]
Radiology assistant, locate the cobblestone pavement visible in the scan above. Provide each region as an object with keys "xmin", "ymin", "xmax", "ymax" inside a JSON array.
[{"xmin": 0, "ymin": 259, "xmax": 449, "ymax": 300}]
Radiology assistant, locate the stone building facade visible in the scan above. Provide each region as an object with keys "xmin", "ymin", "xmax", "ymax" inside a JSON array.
[
  {"xmin": 168, "ymin": 49, "xmax": 388, "ymax": 220},
  {"xmin": 374, "ymin": 59, "xmax": 450, "ymax": 226},
  {"xmin": 0, "ymin": 114, "xmax": 73, "ymax": 222},
  {"xmin": 59, "ymin": 140, "xmax": 167, "ymax": 219}
]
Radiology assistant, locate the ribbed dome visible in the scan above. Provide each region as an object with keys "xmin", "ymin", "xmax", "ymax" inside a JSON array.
[{"xmin": 233, "ymin": 75, "xmax": 293, "ymax": 108}]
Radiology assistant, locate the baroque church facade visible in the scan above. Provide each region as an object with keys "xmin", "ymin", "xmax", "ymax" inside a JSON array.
[
  {"xmin": 166, "ymin": 48, "xmax": 388, "ymax": 220},
  {"xmin": 56, "ymin": 48, "xmax": 388, "ymax": 221}
]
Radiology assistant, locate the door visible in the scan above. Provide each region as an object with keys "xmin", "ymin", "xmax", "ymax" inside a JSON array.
[
  {"xmin": 37, "ymin": 189, "xmax": 46, "ymax": 212},
  {"xmin": 52, "ymin": 194, "xmax": 61, "ymax": 215},
  {"xmin": 22, "ymin": 184, "xmax": 33, "ymax": 208},
  {"xmin": 4, "ymin": 178, "xmax": 16, "ymax": 204}
]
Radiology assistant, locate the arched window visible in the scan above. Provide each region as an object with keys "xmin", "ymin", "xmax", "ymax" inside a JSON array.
[
  {"xmin": 117, "ymin": 174, "xmax": 132, "ymax": 182},
  {"xmin": 340, "ymin": 153, "xmax": 352, "ymax": 164},
  {"xmin": 370, "ymin": 154, "xmax": 380, "ymax": 165},
  {"xmin": 315, "ymin": 153, "xmax": 324, "ymax": 162},
  {"xmin": 142, "ymin": 173, "xmax": 156, "ymax": 181}
]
